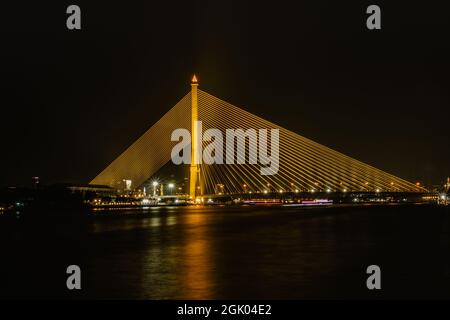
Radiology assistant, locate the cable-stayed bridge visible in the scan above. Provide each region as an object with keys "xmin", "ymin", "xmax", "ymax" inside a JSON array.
[{"xmin": 90, "ymin": 76, "xmax": 426, "ymax": 197}]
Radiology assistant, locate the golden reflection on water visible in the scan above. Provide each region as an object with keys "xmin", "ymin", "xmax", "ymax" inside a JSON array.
[
  {"xmin": 179, "ymin": 211, "xmax": 215, "ymax": 299},
  {"xmin": 134, "ymin": 209, "xmax": 215, "ymax": 299},
  {"xmin": 139, "ymin": 213, "xmax": 181, "ymax": 299}
]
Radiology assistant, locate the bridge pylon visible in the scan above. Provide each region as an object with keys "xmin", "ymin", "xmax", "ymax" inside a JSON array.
[{"xmin": 189, "ymin": 75, "xmax": 201, "ymax": 198}]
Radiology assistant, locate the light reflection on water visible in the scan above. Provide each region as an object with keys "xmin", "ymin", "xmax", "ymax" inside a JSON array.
[
  {"xmin": 179, "ymin": 212, "xmax": 214, "ymax": 299},
  {"xmin": 81, "ymin": 205, "xmax": 450, "ymax": 299},
  {"xmin": 2, "ymin": 204, "xmax": 449, "ymax": 299}
]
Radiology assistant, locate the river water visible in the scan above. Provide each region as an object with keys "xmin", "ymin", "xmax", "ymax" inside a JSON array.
[{"xmin": 1, "ymin": 204, "xmax": 449, "ymax": 299}]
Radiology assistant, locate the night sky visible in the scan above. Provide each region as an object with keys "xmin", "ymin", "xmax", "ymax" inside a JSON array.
[{"xmin": 0, "ymin": 1, "xmax": 449, "ymax": 187}]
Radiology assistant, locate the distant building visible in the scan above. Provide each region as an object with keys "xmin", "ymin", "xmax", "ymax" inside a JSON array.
[{"xmin": 66, "ymin": 184, "xmax": 115, "ymax": 198}]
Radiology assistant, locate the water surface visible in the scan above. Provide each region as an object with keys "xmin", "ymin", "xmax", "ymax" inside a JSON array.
[{"xmin": 1, "ymin": 204, "xmax": 449, "ymax": 299}]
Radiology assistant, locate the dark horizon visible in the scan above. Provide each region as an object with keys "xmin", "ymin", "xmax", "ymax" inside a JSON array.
[{"xmin": 1, "ymin": 1, "xmax": 449, "ymax": 187}]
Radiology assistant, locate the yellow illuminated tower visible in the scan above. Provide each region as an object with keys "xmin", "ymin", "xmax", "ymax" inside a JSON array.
[{"xmin": 189, "ymin": 75, "xmax": 201, "ymax": 198}]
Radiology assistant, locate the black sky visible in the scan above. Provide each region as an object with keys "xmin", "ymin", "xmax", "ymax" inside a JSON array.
[{"xmin": 0, "ymin": 1, "xmax": 449, "ymax": 187}]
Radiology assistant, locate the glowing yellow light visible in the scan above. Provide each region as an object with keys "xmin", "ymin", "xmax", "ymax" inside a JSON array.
[{"xmin": 191, "ymin": 74, "xmax": 198, "ymax": 83}]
